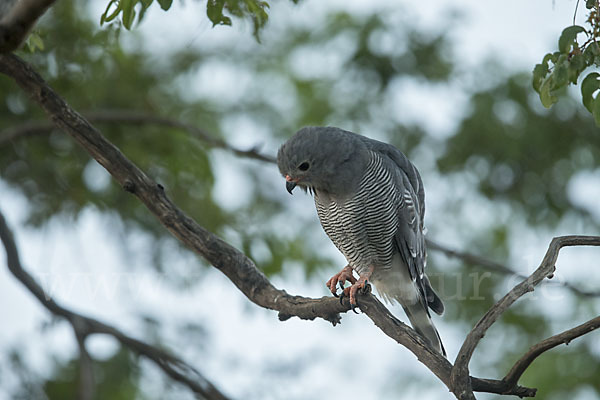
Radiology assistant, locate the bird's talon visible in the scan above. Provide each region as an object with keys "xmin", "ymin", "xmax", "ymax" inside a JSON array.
[
  {"xmin": 351, "ymin": 303, "xmax": 359, "ymax": 314},
  {"xmin": 360, "ymin": 280, "xmax": 370, "ymax": 294},
  {"xmin": 339, "ymin": 292, "xmax": 345, "ymax": 305}
]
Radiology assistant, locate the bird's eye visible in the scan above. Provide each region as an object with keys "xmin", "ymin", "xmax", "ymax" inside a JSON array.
[{"xmin": 298, "ymin": 162, "xmax": 310, "ymax": 171}]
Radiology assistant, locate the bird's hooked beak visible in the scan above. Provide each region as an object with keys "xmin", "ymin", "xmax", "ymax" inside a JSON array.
[{"xmin": 285, "ymin": 175, "xmax": 297, "ymax": 195}]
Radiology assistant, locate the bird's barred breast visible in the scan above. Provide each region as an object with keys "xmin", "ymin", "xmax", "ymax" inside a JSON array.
[{"xmin": 315, "ymin": 152, "xmax": 399, "ymax": 275}]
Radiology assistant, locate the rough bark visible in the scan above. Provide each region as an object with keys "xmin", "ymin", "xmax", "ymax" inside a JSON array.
[{"xmin": 1, "ymin": 52, "xmax": 599, "ymax": 399}]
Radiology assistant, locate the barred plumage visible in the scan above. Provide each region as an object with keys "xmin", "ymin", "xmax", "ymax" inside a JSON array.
[
  {"xmin": 277, "ymin": 126, "xmax": 445, "ymax": 355},
  {"xmin": 314, "ymin": 151, "xmax": 400, "ymax": 276}
]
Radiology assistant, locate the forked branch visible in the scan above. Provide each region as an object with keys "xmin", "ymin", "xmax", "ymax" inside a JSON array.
[
  {"xmin": 502, "ymin": 315, "xmax": 600, "ymax": 389},
  {"xmin": 1, "ymin": 53, "xmax": 598, "ymax": 399},
  {"xmin": 0, "ymin": 209, "xmax": 230, "ymax": 400},
  {"xmin": 2, "ymin": 113, "xmax": 597, "ymax": 300},
  {"xmin": 451, "ymin": 236, "xmax": 600, "ymax": 399}
]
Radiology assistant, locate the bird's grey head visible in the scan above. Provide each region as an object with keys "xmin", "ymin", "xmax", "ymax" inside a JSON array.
[{"xmin": 277, "ymin": 126, "xmax": 369, "ymax": 197}]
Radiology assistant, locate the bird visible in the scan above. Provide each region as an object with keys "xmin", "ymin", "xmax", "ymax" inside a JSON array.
[{"xmin": 277, "ymin": 126, "xmax": 445, "ymax": 355}]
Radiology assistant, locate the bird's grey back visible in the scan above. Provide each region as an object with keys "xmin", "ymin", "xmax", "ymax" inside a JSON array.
[{"xmin": 353, "ymin": 134, "xmax": 426, "ymax": 226}]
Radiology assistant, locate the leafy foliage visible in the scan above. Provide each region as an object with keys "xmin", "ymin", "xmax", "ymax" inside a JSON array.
[
  {"xmin": 1, "ymin": 1, "xmax": 599, "ymax": 399},
  {"xmin": 24, "ymin": 32, "xmax": 45, "ymax": 52},
  {"xmin": 100, "ymin": 0, "xmax": 276, "ymax": 39},
  {"xmin": 533, "ymin": 1, "xmax": 600, "ymax": 124},
  {"xmin": 206, "ymin": 0, "xmax": 270, "ymax": 40}
]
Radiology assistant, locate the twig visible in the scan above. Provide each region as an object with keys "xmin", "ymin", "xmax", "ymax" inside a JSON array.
[
  {"xmin": 0, "ymin": 53, "xmax": 351, "ymax": 326},
  {"xmin": 4, "ymin": 117, "xmax": 600, "ymax": 305},
  {"xmin": 450, "ymin": 235, "xmax": 600, "ymax": 399},
  {"xmin": 0, "ymin": 53, "xmax": 542, "ymax": 398},
  {"xmin": 502, "ymin": 315, "xmax": 600, "ymax": 389},
  {"xmin": 0, "ymin": 0, "xmax": 56, "ymax": 53},
  {"xmin": 0, "ymin": 109, "xmax": 276, "ymax": 163},
  {"xmin": 73, "ymin": 329, "xmax": 94, "ymax": 400},
  {"xmin": 0, "ymin": 208, "xmax": 231, "ymax": 400},
  {"xmin": 426, "ymin": 239, "xmax": 523, "ymax": 277},
  {"xmin": 3, "ymin": 107, "xmax": 599, "ymax": 303},
  {"xmin": 4, "ymin": 117, "xmax": 599, "ymax": 303},
  {"xmin": 427, "ymin": 239, "xmax": 600, "ymax": 298}
]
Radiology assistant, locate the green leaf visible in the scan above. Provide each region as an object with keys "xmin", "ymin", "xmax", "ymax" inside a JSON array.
[
  {"xmin": 157, "ymin": 0, "xmax": 173, "ymax": 10},
  {"xmin": 593, "ymin": 92, "xmax": 600, "ymax": 126},
  {"xmin": 547, "ymin": 52, "xmax": 560, "ymax": 64},
  {"xmin": 583, "ymin": 41, "xmax": 600, "ymax": 64},
  {"xmin": 121, "ymin": 0, "xmax": 136, "ymax": 30},
  {"xmin": 567, "ymin": 53, "xmax": 586, "ymax": 84},
  {"xmin": 539, "ymin": 77, "xmax": 558, "ymax": 108},
  {"xmin": 568, "ymin": 55, "xmax": 583, "ymax": 84},
  {"xmin": 532, "ymin": 60, "xmax": 549, "ymax": 93},
  {"xmin": 581, "ymin": 72, "xmax": 600, "ymax": 112},
  {"xmin": 138, "ymin": 0, "xmax": 153, "ymax": 22},
  {"xmin": 100, "ymin": 0, "xmax": 120, "ymax": 25},
  {"xmin": 244, "ymin": 0, "xmax": 270, "ymax": 40},
  {"xmin": 553, "ymin": 59, "xmax": 569, "ymax": 88},
  {"xmin": 558, "ymin": 25, "xmax": 586, "ymax": 54},
  {"xmin": 24, "ymin": 32, "xmax": 45, "ymax": 52},
  {"xmin": 586, "ymin": 0, "xmax": 596, "ymax": 9},
  {"xmin": 29, "ymin": 33, "xmax": 44, "ymax": 51},
  {"xmin": 207, "ymin": 0, "xmax": 232, "ymax": 26}
]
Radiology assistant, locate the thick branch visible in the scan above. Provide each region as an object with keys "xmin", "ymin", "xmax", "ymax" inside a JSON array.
[
  {"xmin": 2, "ymin": 53, "xmax": 592, "ymax": 399},
  {"xmin": 0, "ymin": 53, "xmax": 350, "ymax": 325},
  {"xmin": 0, "ymin": 0, "xmax": 56, "ymax": 53},
  {"xmin": 450, "ymin": 236, "xmax": 600, "ymax": 399},
  {"xmin": 0, "ymin": 209, "xmax": 230, "ymax": 400},
  {"xmin": 3, "ymin": 116, "xmax": 598, "ymax": 302},
  {"xmin": 0, "ymin": 52, "xmax": 538, "ymax": 399},
  {"xmin": 354, "ymin": 293, "xmax": 536, "ymax": 398}
]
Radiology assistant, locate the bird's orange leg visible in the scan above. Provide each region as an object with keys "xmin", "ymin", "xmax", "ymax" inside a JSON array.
[
  {"xmin": 326, "ymin": 265, "xmax": 356, "ymax": 297},
  {"xmin": 342, "ymin": 265, "xmax": 374, "ymax": 311}
]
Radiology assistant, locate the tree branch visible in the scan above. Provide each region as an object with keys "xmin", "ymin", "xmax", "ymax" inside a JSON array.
[
  {"xmin": 426, "ymin": 239, "xmax": 523, "ymax": 277},
  {"xmin": 0, "ymin": 109, "xmax": 275, "ymax": 163},
  {"xmin": 73, "ymin": 329, "xmax": 94, "ymax": 400},
  {"xmin": 0, "ymin": 208, "xmax": 230, "ymax": 400},
  {"xmin": 450, "ymin": 235, "xmax": 600, "ymax": 399},
  {"xmin": 3, "ymin": 53, "xmax": 599, "ymax": 399},
  {"xmin": 0, "ymin": 0, "xmax": 56, "ymax": 53},
  {"xmin": 426, "ymin": 239, "xmax": 600, "ymax": 298},
  {"xmin": 3, "ymin": 114, "xmax": 598, "ymax": 302},
  {"xmin": 0, "ymin": 53, "xmax": 353, "ymax": 325},
  {"xmin": 0, "ymin": 53, "xmax": 543, "ymax": 398},
  {"xmin": 502, "ymin": 315, "xmax": 600, "ymax": 389}
]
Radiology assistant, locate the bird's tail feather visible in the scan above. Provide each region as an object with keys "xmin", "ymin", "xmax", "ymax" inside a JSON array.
[
  {"xmin": 423, "ymin": 275, "xmax": 444, "ymax": 315},
  {"xmin": 402, "ymin": 302, "xmax": 446, "ymax": 356}
]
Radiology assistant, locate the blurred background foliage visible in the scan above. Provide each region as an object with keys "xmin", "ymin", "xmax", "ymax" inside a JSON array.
[{"xmin": 1, "ymin": 0, "xmax": 599, "ymax": 399}]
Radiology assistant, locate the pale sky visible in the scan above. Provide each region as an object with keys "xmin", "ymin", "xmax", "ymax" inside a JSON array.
[{"xmin": 1, "ymin": 1, "xmax": 599, "ymax": 400}]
